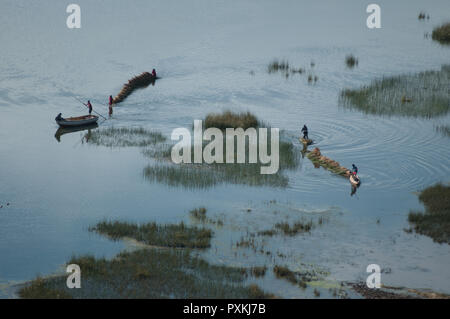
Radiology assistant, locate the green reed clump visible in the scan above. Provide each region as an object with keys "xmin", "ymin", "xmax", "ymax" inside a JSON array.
[
  {"xmin": 250, "ymin": 266, "xmax": 267, "ymax": 278},
  {"xmin": 20, "ymin": 248, "xmax": 275, "ymax": 299},
  {"xmin": 275, "ymin": 220, "xmax": 313, "ymax": 235},
  {"xmin": 432, "ymin": 23, "xmax": 450, "ymax": 44},
  {"xmin": 90, "ymin": 220, "xmax": 212, "ymax": 249},
  {"xmin": 87, "ymin": 127, "xmax": 166, "ymax": 147},
  {"xmin": 407, "ymin": 183, "xmax": 450, "ymax": 244},
  {"xmin": 273, "ymin": 265, "xmax": 298, "ymax": 284},
  {"xmin": 273, "ymin": 264, "xmax": 328, "ymax": 289},
  {"xmin": 345, "ymin": 55, "xmax": 358, "ymax": 68},
  {"xmin": 340, "ymin": 65, "xmax": 450, "ymax": 117},
  {"xmin": 418, "ymin": 12, "xmax": 429, "ymax": 20},
  {"xmin": 268, "ymin": 59, "xmax": 290, "ymax": 73},
  {"xmin": 204, "ymin": 111, "xmax": 260, "ymax": 130},
  {"xmin": 189, "ymin": 207, "xmax": 207, "ymax": 221}
]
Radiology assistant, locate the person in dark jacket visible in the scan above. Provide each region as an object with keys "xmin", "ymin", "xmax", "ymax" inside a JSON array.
[
  {"xmin": 301, "ymin": 125, "xmax": 308, "ymax": 139},
  {"xmin": 108, "ymin": 96, "xmax": 113, "ymax": 116},
  {"xmin": 352, "ymin": 164, "xmax": 358, "ymax": 175}
]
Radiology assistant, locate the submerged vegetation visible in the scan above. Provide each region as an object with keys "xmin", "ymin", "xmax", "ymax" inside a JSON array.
[
  {"xmin": 436, "ymin": 125, "xmax": 450, "ymax": 137},
  {"xmin": 407, "ymin": 183, "xmax": 450, "ymax": 244},
  {"xmin": 144, "ymin": 162, "xmax": 290, "ymax": 189},
  {"xmin": 87, "ymin": 127, "xmax": 166, "ymax": 147},
  {"xmin": 90, "ymin": 220, "xmax": 212, "ymax": 248},
  {"xmin": 143, "ymin": 141, "xmax": 299, "ymax": 189},
  {"xmin": 340, "ymin": 65, "xmax": 450, "ymax": 117},
  {"xmin": 432, "ymin": 23, "xmax": 450, "ymax": 44}
]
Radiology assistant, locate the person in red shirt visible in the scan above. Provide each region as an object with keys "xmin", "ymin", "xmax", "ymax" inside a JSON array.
[
  {"xmin": 108, "ymin": 95, "xmax": 113, "ymax": 116},
  {"xmin": 86, "ymin": 100, "xmax": 93, "ymax": 114}
]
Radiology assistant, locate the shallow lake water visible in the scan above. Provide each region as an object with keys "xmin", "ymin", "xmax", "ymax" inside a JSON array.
[{"xmin": 1, "ymin": 0, "xmax": 450, "ymax": 298}]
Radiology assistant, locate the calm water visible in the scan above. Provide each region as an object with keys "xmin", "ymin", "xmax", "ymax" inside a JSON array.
[{"xmin": 1, "ymin": 0, "xmax": 450, "ymax": 298}]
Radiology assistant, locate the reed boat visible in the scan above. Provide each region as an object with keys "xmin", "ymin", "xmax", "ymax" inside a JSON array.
[
  {"xmin": 55, "ymin": 114, "xmax": 99, "ymax": 127},
  {"xmin": 300, "ymin": 137, "xmax": 313, "ymax": 146}
]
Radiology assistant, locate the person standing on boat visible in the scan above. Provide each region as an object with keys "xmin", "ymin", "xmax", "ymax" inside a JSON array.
[
  {"xmin": 85, "ymin": 100, "xmax": 93, "ymax": 115},
  {"xmin": 301, "ymin": 125, "xmax": 308, "ymax": 139},
  {"xmin": 352, "ymin": 164, "xmax": 358, "ymax": 175},
  {"xmin": 152, "ymin": 68, "xmax": 157, "ymax": 77}
]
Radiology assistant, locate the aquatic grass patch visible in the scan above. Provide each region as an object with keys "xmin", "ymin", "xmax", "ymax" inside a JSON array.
[
  {"xmin": 143, "ymin": 133, "xmax": 299, "ymax": 189},
  {"xmin": 340, "ymin": 65, "xmax": 450, "ymax": 117},
  {"xmin": 90, "ymin": 220, "xmax": 212, "ymax": 249},
  {"xmin": 250, "ymin": 266, "xmax": 267, "ymax": 278},
  {"xmin": 432, "ymin": 23, "xmax": 450, "ymax": 44},
  {"xmin": 188, "ymin": 207, "xmax": 224, "ymax": 226},
  {"xmin": 204, "ymin": 111, "xmax": 260, "ymax": 130},
  {"xmin": 20, "ymin": 249, "xmax": 275, "ymax": 299},
  {"xmin": 18, "ymin": 277, "xmax": 72, "ymax": 299},
  {"xmin": 273, "ymin": 265, "xmax": 327, "ymax": 289},
  {"xmin": 189, "ymin": 207, "xmax": 207, "ymax": 221},
  {"xmin": 267, "ymin": 59, "xmax": 304, "ymax": 76},
  {"xmin": 273, "ymin": 266, "xmax": 298, "ymax": 285},
  {"xmin": 257, "ymin": 218, "xmax": 316, "ymax": 237},
  {"xmin": 143, "ymin": 163, "xmax": 289, "ymax": 189},
  {"xmin": 141, "ymin": 143, "xmax": 172, "ymax": 160},
  {"xmin": 407, "ymin": 183, "xmax": 450, "ymax": 244},
  {"xmin": 274, "ymin": 220, "xmax": 313, "ymax": 235},
  {"xmin": 87, "ymin": 127, "xmax": 166, "ymax": 147},
  {"xmin": 436, "ymin": 125, "xmax": 450, "ymax": 137},
  {"xmin": 267, "ymin": 59, "xmax": 290, "ymax": 73},
  {"xmin": 345, "ymin": 55, "xmax": 358, "ymax": 68}
]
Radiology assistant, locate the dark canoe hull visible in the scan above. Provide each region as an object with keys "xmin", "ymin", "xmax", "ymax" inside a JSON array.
[{"xmin": 56, "ymin": 115, "xmax": 99, "ymax": 127}]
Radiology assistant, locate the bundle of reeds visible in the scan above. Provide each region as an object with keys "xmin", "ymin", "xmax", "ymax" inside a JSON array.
[
  {"xmin": 306, "ymin": 147, "xmax": 351, "ymax": 177},
  {"xmin": 113, "ymin": 72, "xmax": 156, "ymax": 104}
]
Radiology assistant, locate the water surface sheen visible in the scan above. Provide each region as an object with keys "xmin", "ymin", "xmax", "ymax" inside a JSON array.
[{"xmin": 1, "ymin": 0, "xmax": 450, "ymax": 297}]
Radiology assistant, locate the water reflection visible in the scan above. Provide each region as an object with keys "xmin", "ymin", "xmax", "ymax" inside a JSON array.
[
  {"xmin": 54, "ymin": 124, "xmax": 98, "ymax": 143},
  {"xmin": 350, "ymin": 184, "xmax": 360, "ymax": 197}
]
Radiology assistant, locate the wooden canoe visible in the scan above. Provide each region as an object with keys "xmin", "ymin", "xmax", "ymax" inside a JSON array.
[
  {"xmin": 56, "ymin": 114, "xmax": 99, "ymax": 127},
  {"xmin": 349, "ymin": 174, "xmax": 361, "ymax": 186}
]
